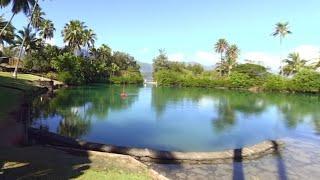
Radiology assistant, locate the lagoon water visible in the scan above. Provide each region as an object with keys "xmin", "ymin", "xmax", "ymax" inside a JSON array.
[{"xmin": 31, "ymin": 85, "xmax": 320, "ymax": 152}]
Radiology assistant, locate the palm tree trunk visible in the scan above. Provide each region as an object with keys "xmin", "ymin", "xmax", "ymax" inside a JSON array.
[
  {"xmin": 220, "ymin": 52, "xmax": 223, "ymax": 76},
  {"xmin": 13, "ymin": 0, "xmax": 40, "ymax": 78},
  {"xmin": 0, "ymin": 13, "xmax": 15, "ymax": 37}
]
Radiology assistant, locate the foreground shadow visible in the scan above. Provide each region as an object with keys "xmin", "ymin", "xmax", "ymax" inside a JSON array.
[
  {"xmin": 233, "ymin": 149, "xmax": 245, "ymax": 180},
  {"xmin": 231, "ymin": 141, "xmax": 288, "ymax": 180},
  {"xmin": 0, "ymin": 103, "xmax": 92, "ymax": 179},
  {"xmin": 272, "ymin": 141, "xmax": 288, "ymax": 180},
  {"xmin": 0, "ymin": 145, "xmax": 91, "ymax": 179}
]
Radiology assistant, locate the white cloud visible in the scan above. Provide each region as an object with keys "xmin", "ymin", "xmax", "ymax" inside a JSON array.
[
  {"xmin": 243, "ymin": 52, "xmax": 281, "ymax": 72},
  {"xmin": 158, "ymin": 45, "xmax": 319, "ymax": 72},
  {"xmin": 293, "ymin": 45, "xmax": 319, "ymax": 61},
  {"xmin": 194, "ymin": 51, "xmax": 220, "ymax": 66},
  {"xmin": 140, "ymin": 48, "xmax": 150, "ymax": 53},
  {"xmin": 243, "ymin": 45, "xmax": 320, "ymax": 72},
  {"xmin": 168, "ymin": 53, "xmax": 185, "ymax": 62}
]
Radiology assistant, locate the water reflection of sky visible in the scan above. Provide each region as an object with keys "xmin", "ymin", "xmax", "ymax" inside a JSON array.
[{"xmin": 32, "ymin": 85, "xmax": 320, "ymax": 152}]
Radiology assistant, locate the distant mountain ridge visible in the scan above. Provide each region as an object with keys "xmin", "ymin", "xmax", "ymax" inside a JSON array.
[{"xmin": 138, "ymin": 62, "xmax": 153, "ymax": 80}]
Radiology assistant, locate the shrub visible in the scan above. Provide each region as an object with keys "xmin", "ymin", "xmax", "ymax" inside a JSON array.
[
  {"xmin": 57, "ymin": 71, "xmax": 76, "ymax": 85},
  {"xmin": 263, "ymin": 75, "xmax": 287, "ymax": 91},
  {"xmin": 290, "ymin": 69, "xmax": 320, "ymax": 93},
  {"xmin": 110, "ymin": 71, "xmax": 143, "ymax": 84},
  {"xmin": 154, "ymin": 70, "xmax": 182, "ymax": 86},
  {"xmin": 228, "ymin": 72, "xmax": 253, "ymax": 88}
]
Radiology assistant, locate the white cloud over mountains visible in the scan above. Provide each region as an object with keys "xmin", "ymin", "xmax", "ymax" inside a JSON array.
[
  {"xmin": 166, "ymin": 45, "xmax": 320, "ymax": 72},
  {"xmin": 168, "ymin": 53, "xmax": 185, "ymax": 62}
]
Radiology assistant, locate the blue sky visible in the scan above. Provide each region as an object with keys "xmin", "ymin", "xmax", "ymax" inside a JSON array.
[{"xmin": 2, "ymin": 0, "xmax": 320, "ymax": 69}]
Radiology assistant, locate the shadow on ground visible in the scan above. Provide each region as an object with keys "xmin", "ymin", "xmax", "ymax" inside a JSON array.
[
  {"xmin": 232, "ymin": 141, "xmax": 288, "ymax": 180},
  {"xmin": 0, "ymin": 146, "xmax": 91, "ymax": 179}
]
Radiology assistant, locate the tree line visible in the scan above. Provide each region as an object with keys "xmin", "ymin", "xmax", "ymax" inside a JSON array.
[
  {"xmin": 0, "ymin": 0, "xmax": 143, "ymax": 85},
  {"xmin": 153, "ymin": 22, "xmax": 320, "ymax": 93}
]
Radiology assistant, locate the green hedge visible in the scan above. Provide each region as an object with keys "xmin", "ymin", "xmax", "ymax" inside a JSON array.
[
  {"xmin": 109, "ymin": 71, "xmax": 143, "ymax": 84},
  {"xmin": 154, "ymin": 69, "xmax": 320, "ymax": 93}
]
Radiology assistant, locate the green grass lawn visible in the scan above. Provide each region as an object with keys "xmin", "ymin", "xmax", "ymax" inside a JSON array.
[{"xmin": 0, "ymin": 72, "xmax": 63, "ymax": 86}]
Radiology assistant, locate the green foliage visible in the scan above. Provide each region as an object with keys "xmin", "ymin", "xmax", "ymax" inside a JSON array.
[
  {"xmin": 23, "ymin": 45, "xmax": 60, "ymax": 72},
  {"xmin": 229, "ymin": 72, "xmax": 253, "ymax": 88},
  {"xmin": 57, "ymin": 71, "xmax": 74, "ymax": 85},
  {"xmin": 52, "ymin": 53, "xmax": 78, "ymax": 72},
  {"xmin": 263, "ymin": 75, "xmax": 287, "ymax": 91},
  {"xmin": 186, "ymin": 63, "xmax": 204, "ymax": 75},
  {"xmin": 290, "ymin": 69, "xmax": 320, "ymax": 92},
  {"xmin": 233, "ymin": 63, "xmax": 268, "ymax": 78},
  {"xmin": 154, "ymin": 70, "xmax": 182, "ymax": 86},
  {"xmin": 109, "ymin": 71, "xmax": 143, "ymax": 84}
]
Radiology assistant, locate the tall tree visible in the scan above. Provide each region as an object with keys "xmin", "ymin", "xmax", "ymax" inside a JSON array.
[
  {"xmin": 153, "ymin": 49, "xmax": 170, "ymax": 73},
  {"xmin": 0, "ymin": 15, "xmax": 15, "ymax": 46},
  {"xmin": 282, "ymin": 52, "xmax": 308, "ymax": 76},
  {"xmin": 225, "ymin": 44, "xmax": 240, "ymax": 76},
  {"xmin": 214, "ymin": 39, "xmax": 229, "ymax": 76},
  {"xmin": 13, "ymin": 0, "xmax": 39, "ymax": 78},
  {"xmin": 83, "ymin": 29, "xmax": 96, "ymax": 56},
  {"xmin": 0, "ymin": 0, "xmax": 36, "ymax": 37},
  {"xmin": 272, "ymin": 22, "xmax": 292, "ymax": 45},
  {"xmin": 39, "ymin": 19, "xmax": 55, "ymax": 40},
  {"xmin": 83, "ymin": 29, "xmax": 96, "ymax": 48},
  {"xmin": 272, "ymin": 22, "xmax": 292, "ymax": 74},
  {"xmin": 62, "ymin": 20, "xmax": 87, "ymax": 53},
  {"xmin": 14, "ymin": 27, "xmax": 40, "ymax": 54},
  {"xmin": 30, "ymin": 4, "xmax": 45, "ymax": 30}
]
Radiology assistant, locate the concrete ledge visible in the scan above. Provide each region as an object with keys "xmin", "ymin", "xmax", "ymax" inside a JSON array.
[{"xmin": 29, "ymin": 127, "xmax": 283, "ymax": 164}]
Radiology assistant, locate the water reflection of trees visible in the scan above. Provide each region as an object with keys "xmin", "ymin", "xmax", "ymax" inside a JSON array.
[
  {"xmin": 57, "ymin": 110, "xmax": 91, "ymax": 138},
  {"xmin": 151, "ymin": 87, "xmax": 320, "ymax": 134},
  {"xmin": 32, "ymin": 85, "xmax": 140, "ymax": 138}
]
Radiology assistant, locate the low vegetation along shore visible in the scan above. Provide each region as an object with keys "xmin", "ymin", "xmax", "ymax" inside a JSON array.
[{"xmin": 153, "ymin": 49, "xmax": 320, "ymax": 93}]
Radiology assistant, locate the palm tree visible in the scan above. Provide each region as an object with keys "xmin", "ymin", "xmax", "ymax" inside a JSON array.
[
  {"xmin": 14, "ymin": 27, "xmax": 40, "ymax": 54},
  {"xmin": 83, "ymin": 29, "xmax": 96, "ymax": 48},
  {"xmin": 31, "ymin": 4, "xmax": 45, "ymax": 30},
  {"xmin": 0, "ymin": 15, "xmax": 15, "ymax": 46},
  {"xmin": 272, "ymin": 22, "xmax": 292, "ymax": 74},
  {"xmin": 110, "ymin": 63, "xmax": 119, "ymax": 77},
  {"xmin": 225, "ymin": 44, "xmax": 240, "ymax": 76},
  {"xmin": 282, "ymin": 52, "xmax": 308, "ymax": 76},
  {"xmin": 214, "ymin": 39, "xmax": 229, "ymax": 76},
  {"xmin": 62, "ymin": 20, "xmax": 87, "ymax": 54},
  {"xmin": 0, "ymin": 0, "xmax": 36, "ymax": 37},
  {"xmin": 13, "ymin": 0, "xmax": 40, "ymax": 78},
  {"xmin": 83, "ymin": 29, "xmax": 96, "ymax": 56},
  {"xmin": 39, "ymin": 19, "xmax": 55, "ymax": 40},
  {"xmin": 272, "ymin": 22, "xmax": 292, "ymax": 45}
]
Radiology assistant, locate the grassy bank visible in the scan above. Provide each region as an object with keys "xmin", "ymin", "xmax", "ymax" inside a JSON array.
[
  {"xmin": 0, "ymin": 72, "xmax": 159, "ymax": 180},
  {"xmin": 0, "ymin": 72, "xmax": 43, "ymax": 121},
  {"xmin": 0, "ymin": 146, "xmax": 156, "ymax": 180}
]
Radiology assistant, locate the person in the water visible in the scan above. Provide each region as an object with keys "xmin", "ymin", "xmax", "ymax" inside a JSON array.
[{"xmin": 121, "ymin": 85, "xmax": 128, "ymax": 98}]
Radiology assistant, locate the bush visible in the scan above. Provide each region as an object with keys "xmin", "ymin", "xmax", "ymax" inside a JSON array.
[
  {"xmin": 154, "ymin": 70, "xmax": 182, "ymax": 86},
  {"xmin": 57, "ymin": 71, "xmax": 75, "ymax": 85},
  {"xmin": 290, "ymin": 69, "xmax": 320, "ymax": 93},
  {"xmin": 109, "ymin": 71, "xmax": 143, "ymax": 84},
  {"xmin": 228, "ymin": 72, "xmax": 253, "ymax": 88},
  {"xmin": 263, "ymin": 75, "xmax": 287, "ymax": 91}
]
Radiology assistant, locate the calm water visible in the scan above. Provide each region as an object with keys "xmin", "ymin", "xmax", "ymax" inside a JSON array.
[{"xmin": 31, "ymin": 85, "xmax": 320, "ymax": 152}]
